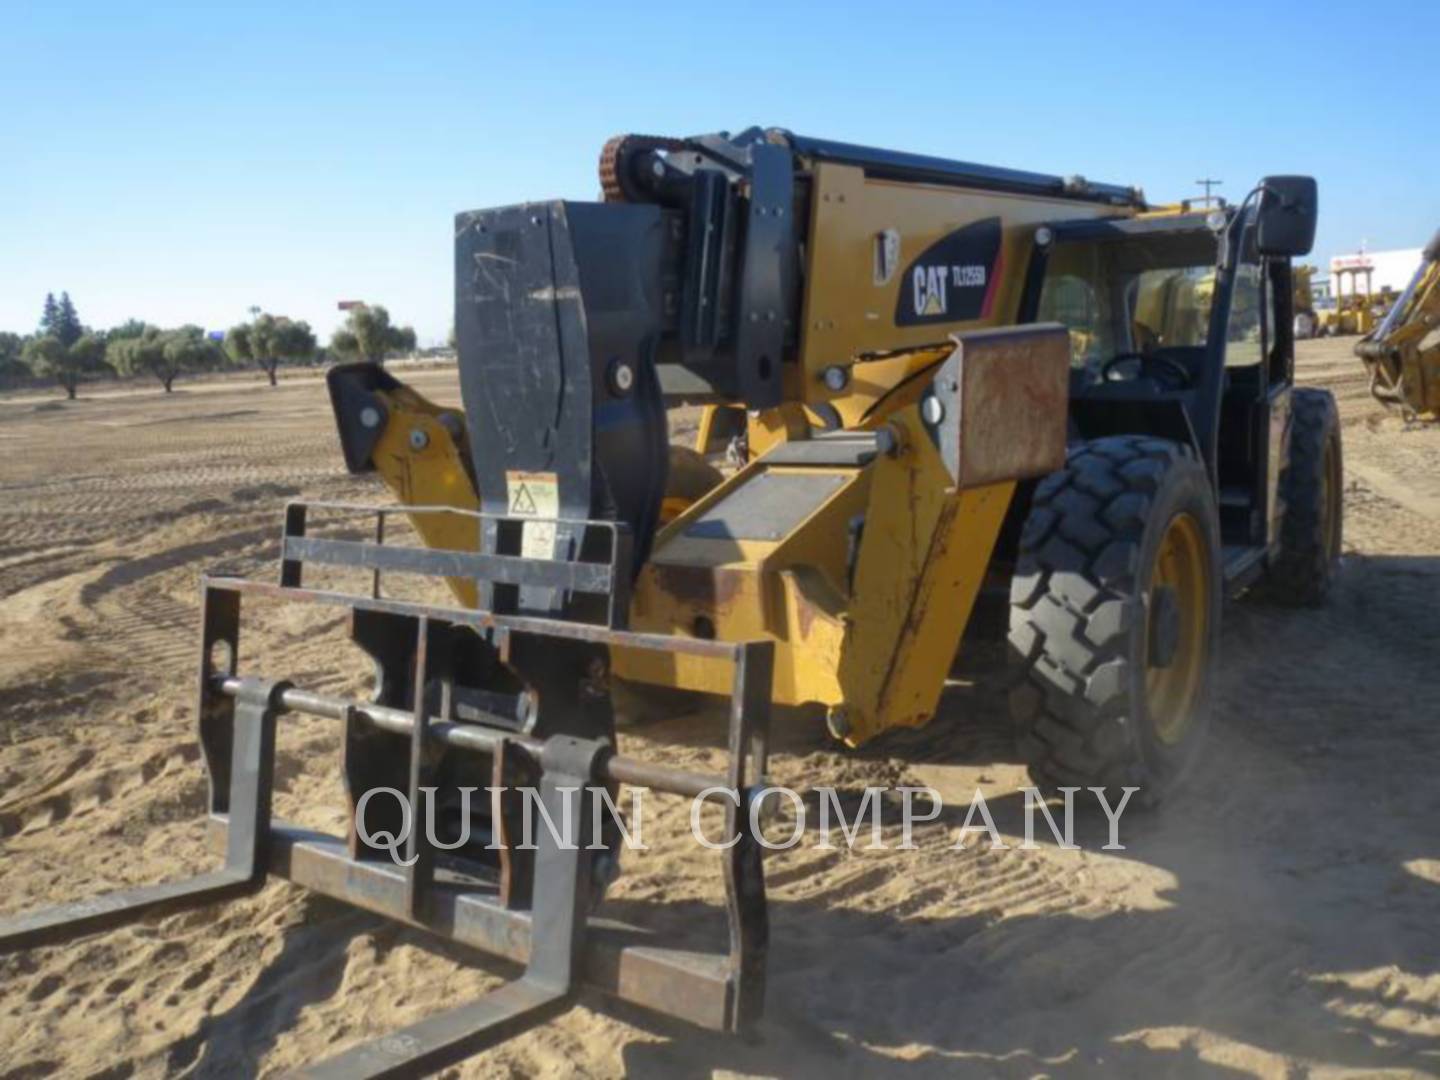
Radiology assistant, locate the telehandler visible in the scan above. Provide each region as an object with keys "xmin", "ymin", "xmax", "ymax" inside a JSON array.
[
  {"xmin": 1356, "ymin": 229, "xmax": 1440, "ymax": 419},
  {"xmin": 0, "ymin": 128, "xmax": 1340, "ymax": 1075}
]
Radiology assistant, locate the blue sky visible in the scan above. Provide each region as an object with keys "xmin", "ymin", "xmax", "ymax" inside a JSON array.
[{"xmin": 3, "ymin": 1, "xmax": 1436, "ymax": 345}]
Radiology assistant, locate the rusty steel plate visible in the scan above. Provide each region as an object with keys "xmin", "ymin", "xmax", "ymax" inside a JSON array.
[{"xmin": 929, "ymin": 323, "xmax": 1071, "ymax": 488}]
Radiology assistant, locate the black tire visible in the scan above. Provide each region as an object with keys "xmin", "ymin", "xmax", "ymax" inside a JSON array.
[
  {"xmin": 1254, "ymin": 388, "xmax": 1343, "ymax": 606},
  {"xmin": 1009, "ymin": 436, "xmax": 1222, "ymax": 802}
]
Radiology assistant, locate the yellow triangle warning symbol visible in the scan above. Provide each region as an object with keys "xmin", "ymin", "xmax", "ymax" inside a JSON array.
[
  {"xmin": 510, "ymin": 483, "xmax": 538, "ymax": 515},
  {"xmin": 921, "ymin": 289, "xmax": 944, "ymax": 316}
]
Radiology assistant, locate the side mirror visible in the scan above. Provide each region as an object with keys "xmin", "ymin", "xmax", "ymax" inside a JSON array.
[{"xmin": 1256, "ymin": 176, "xmax": 1318, "ymax": 257}]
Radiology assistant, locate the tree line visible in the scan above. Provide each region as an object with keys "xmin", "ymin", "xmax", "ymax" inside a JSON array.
[{"xmin": 0, "ymin": 293, "xmax": 419, "ymax": 399}]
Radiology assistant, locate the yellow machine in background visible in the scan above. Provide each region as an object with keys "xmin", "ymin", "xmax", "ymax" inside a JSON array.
[
  {"xmin": 1318, "ymin": 260, "xmax": 1399, "ymax": 337},
  {"xmin": 1356, "ymin": 230, "xmax": 1440, "ymax": 419}
]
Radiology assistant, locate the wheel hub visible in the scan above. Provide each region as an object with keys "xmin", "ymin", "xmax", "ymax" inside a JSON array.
[{"xmin": 1145, "ymin": 512, "xmax": 1210, "ymax": 746}]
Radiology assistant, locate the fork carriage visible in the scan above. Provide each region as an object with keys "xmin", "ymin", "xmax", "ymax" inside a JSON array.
[{"xmin": 0, "ymin": 501, "xmax": 774, "ymax": 1078}]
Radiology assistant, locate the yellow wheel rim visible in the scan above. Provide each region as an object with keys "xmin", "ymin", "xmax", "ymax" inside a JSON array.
[{"xmin": 1146, "ymin": 512, "xmax": 1210, "ymax": 745}]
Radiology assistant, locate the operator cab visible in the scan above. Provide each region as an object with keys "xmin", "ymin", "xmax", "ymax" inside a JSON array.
[{"xmin": 1021, "ymin": 178, "xmax": 1317, "ymax": 581}]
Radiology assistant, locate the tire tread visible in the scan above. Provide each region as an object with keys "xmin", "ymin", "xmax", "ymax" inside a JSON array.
[{"xmin": 1008, "ymin": 435, "xmax": 1201, "ymax": 793}]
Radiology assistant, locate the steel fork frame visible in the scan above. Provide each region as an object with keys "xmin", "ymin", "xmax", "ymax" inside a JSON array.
[{"xmin": 0, "ymin": 552, "xmax": 774, "ymax": 1076}]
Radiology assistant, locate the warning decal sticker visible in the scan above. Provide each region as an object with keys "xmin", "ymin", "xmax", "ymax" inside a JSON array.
[{"xmin": 505, "ymin": 470, "xmax": 559, "ymax": 560}]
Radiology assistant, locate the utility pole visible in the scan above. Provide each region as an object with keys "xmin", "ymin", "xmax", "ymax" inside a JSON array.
[{"xmin": 1195, "ymin": 178, "xmax": 1223, "ymax": 206}]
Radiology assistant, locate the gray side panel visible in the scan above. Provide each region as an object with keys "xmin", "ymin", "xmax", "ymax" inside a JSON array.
[{"xmin": 684, "ymin": 471, "xmax": 849, "ymax": 542}]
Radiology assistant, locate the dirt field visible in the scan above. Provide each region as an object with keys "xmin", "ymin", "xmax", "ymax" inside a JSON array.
[{"xmin": 2, "ymin": 339, "xmax": 1438, "ymax": 1079}]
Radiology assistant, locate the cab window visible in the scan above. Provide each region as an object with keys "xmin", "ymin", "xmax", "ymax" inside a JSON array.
[
  {"xmin": 1129, "ymin": 267, "xmax": 1213, "ymax": 350},
  {"xmin": 1037, "ymin": 273, "xmax": 1104, "ymax": 366},
  {"xmin": 1037, "ymin": 229, "xmax": 1222, "ymax": 377},
  {"xmin": 1225, "ymin": 262, "xmax": 1265, "ymax": 367}
]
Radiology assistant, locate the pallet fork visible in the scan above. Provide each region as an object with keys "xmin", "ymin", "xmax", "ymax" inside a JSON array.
[{"xmin": 0, "ymin": 502, "xmax": 774, "ymax": 1077}]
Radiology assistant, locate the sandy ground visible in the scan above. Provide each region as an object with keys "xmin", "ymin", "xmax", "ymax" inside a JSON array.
[{"xmin": 2, "ymin": 339, "xmax": 1439, "ymax": 1079}]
